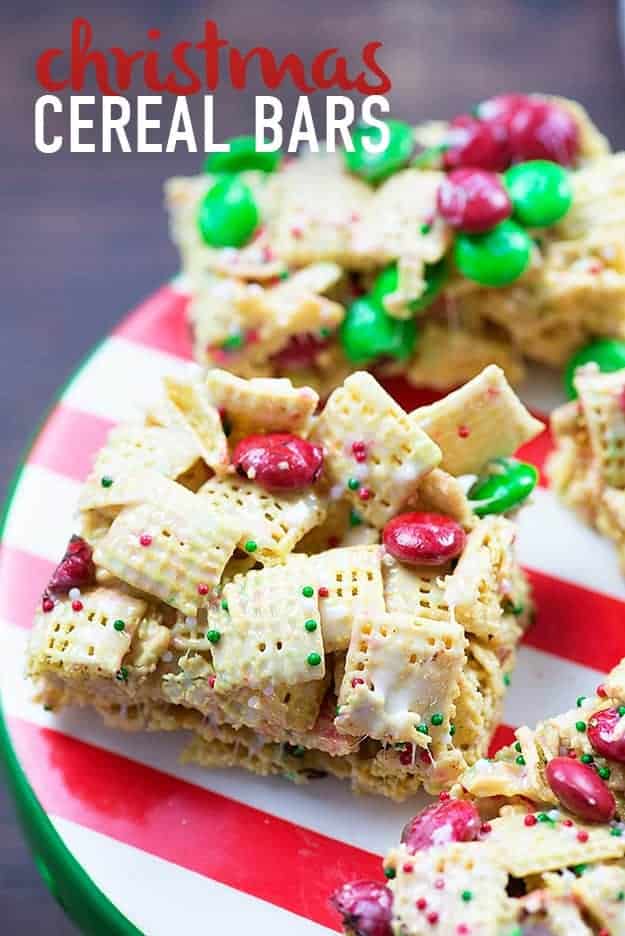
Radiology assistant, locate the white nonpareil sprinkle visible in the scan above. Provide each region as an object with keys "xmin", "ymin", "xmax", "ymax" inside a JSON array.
[{"xmin": 68, "ymin": 588, "xmax": 81, "ymax": 601}]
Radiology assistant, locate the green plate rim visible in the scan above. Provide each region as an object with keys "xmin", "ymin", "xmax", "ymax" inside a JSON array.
[{"xmin": 0, "ymin": 337, "xmax": 143, "ymax": 935}]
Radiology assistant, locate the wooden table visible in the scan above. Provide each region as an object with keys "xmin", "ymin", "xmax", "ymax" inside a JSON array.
[{"xmin": 1, "ymin": 1, "xmax": 623, "ymax": 931}]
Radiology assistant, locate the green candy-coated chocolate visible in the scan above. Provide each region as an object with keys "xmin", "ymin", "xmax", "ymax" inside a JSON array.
[
  {"xmin": 197, "ymin": 176, "xmax": 259, "ymax": 248},
  {"xmin": 454, "ymin": 220, "xmax": 532, "ymax": 287},
  {"xmin": 371, "ymin": 258, "xmax": 448, "ymax": 314},
  {"xmin": 468, "ymin": 457, "xmax": 538, "ymax": 516},
  {"xmin": 344, "ymin": 120, "xmax": 414, "ymax": 184},
  {"xmin": 505, "ymin": 160, "xmax": 572, "ymax": 227},
  {"xmin": 564, "ymin": 338, "xmax": 625, "ymax": 400},
  {"xmin": 204, "ymin": 135, "xmax": 282, "ymax": 174},
  {"xmin": 339, "ymin": 295, "xmax": 417, "ymax": 364}
]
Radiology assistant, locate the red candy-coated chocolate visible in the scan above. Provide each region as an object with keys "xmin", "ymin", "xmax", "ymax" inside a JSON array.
[
  {"xmin": 233, "ymin": 433, "xmax": 323, "ymax": 491},
  {"xmin": 400, "ymin": 799, "xmax": 481, "ymax": 853},
  {"xmin": 436, "ymin": 169, "xmax": 511, "ymax": 234},
  {"xmin": 383, "ymin": 512, "xmax": 466, "ymax": 566},
  {"xmin": 443, "ymin": 114, "xmax": 510, "ymax": 172},
  {"xmin": 477, "ymin": 93, "xmax": 531, "ymax": 126},
  {"xmin": 588, "ymin": 707, "xmax": 625, "ymax": 763},
  {"xmin": 545, "ymin": 756, "xmax": 616, "ymax": 823},
  {"xmin": 46, "ymin": 535, "xmax": 95, "ymax": 595},
  {"xmin": 507, "ymin": 99, "xmax": 579, "ymax": 166},
  {"xmin": 330, "ymin": 880, "xmax": 393, "ymax": 936},
  {"xmin": 270, "ymin": 333, "xmax": 330, "ymax": 369}
]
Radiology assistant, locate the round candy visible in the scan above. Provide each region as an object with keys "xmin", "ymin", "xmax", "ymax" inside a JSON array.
[
  {"xmin": 383, "ymin": 512, "xmax": 466, "ymax": 566},
  {"xmin": 344, "ymin": 119, "xmax": 414, "ymax": 184},
  {"xmin": 197, "ymin": 176, "xmax": 259, "ymax": 248},
  {"xmin": 339, "ymin": 296, "xmax": 417, "ymax": 364},
  {"xmin": 401, "ymin": 799, "xmax": 481, "ymax": 854},
  {"xmin": 504, "ymin": 160, "xmax": 572, "ymax": 227},
  {"xmin": 232, "ymin": 433, "xmax": 323, "ymax": 490},
  {"xmin": 507, "ymin": 99, "xmax": 579, "ymax": 166},
  {"xmin": 545, "ymin": 756, "xmax": 616, "ymax": 823},
  {"xmin": 454, "ymin": 219, "xmax": 532, "ymax": 286},
  {"xmin": 371, "ymin": 259, "xmax": 448, "ymax": 314},
  {"xmin": 588, "ymin": 707, "xmax": 625, "ymax": 763},
  {"xmin": 468, "ymin": 457, "xmax": 538, "ymax": 516},
  {"xmin": 204, "ymin": 135, "xmax": 282, "ymax": 174},
  {"xmin": 443, "ymin": 114, "xmax": 510, "ymax": 172},
  {"xmin": 330, "ymin": 880, "xmax": 393, "ymax": 936},
  {"xmin": 437, "ymin": 169, "xmax": 511, "ymax": 233},
  {"xmin": 270, "ymin": 332, "xmax": 331, "ymax": 369},
  {"xmin": 564, "ymin": 339, "xmax": 625, "ymax": 400},
  {"xmin": 47, "ymin": 535, "xmax": 95, "ymax": 594}
]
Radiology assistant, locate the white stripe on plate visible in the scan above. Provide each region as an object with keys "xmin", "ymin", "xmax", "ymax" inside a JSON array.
[
  {"xmin": 1, "ymin": 623, "xmax": 601, "ymax": 856},
  {"xmin": 8, "ymin": 463, "xmax": 625, "ymax": 603},
  {"xmin": 517, "ymin": 486, "xmax": 625, "ymax": 602},
  {"xmin": 63, "ymin": 337, "xmax": 201, "ymax": 423},
  {"xmin": 50, "ymin": 816, "xmax": 332, "ymax": 936}
]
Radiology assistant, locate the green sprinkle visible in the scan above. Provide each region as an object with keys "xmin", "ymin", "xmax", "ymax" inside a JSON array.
[
  {"xmin": 461, "ymin": 890, "xmax": 473, "ymax": 903},
  {"xmin": 507, "ymin": 929, "xmax": 523, "ymax": 936},
  {"xmin": 503, "ymin": 673, "xmax": 511, "ymax": 687},
  {"xmin": 222, "ymin": 333, "xmax": 244, "ymax": 351},
  {"xmin": 416, "ymin": 724, "xmax": 429, "ymax": 735},
  {"xmin": 349, "ymin": 509, "xmax": 362, "ymax": 527},
  {"xmin": 515, "ymin": 755, "xmax": 526, "ymax": 766},
  {"xmin": 43, "ymin": 704, "xmax": 53, "ymax": 712},
  {"xmin": 279, "ymin": 270, "xmax": 290, "ymax": 281},
  {"xmin": 116, "ymin": 666, "xmax": 128, "ymax": 682},
  {"xmin": 383, "ymin": 866, "xmax": 396, "ymax": 880},
  {"xmin": 576, "ymin": 695, "xmax": 587, "ymax": 707},
  {"xmin": 101, "ymin": 475, "xmax": 113, "ymax": 488},
  {"xmin": 537, "ymin": 812, "xmax": 550, "ymax": 823},
  {"xmin": 598, "ymin": 765, "xmax": 611, "ymax": 780},
  {"xmin": 304, "ymin": 619, "xmax": 318, "ymax": 633},
  {"xmin": 580, "ymin": 753, "xmax": 593, "ymax": 764},
  {"xmin": 619, "ymin": 705, "xmax": 625, "ymax": 717},
  {"xmin": 319, "ymin": 327, "xmax": 332, "ymax": 338},
  {"xmin": 514, "ymin": 741, "xmax": 522, "ymax": 753},
  {"xmin": 347, "ymin": 478, "xmax": 360, "ymax": 491},
  {"xmin": 284, "ymin": 743, "xmax": 305, "ymax": 758},
  {"xmin": 307, "ymin": 652, "xmax": 322, "ymax": 666},
  {"xmin": 572, "ymin": 863, "xmax": 588, "ymax": 876},
  {"xmin": 335, "ymin": 705, "xmax": 341, "ymax": 716},
  {"xmin": 113, "ymin": 619, "xmax": 125, "ymax": 632},
  {"xmin": 221, "ymin": 599, "xmax": 229, "ymax": 611},
  {"xmin": 302, "ymin": 585, "xmax": 314, "ymax": 598},
  {"xmin": 206, "ymin": 629, "xmax": 221, "ymax": 644},
  {"xmin": 617, "ymin": 888, "xmax": 625, "ymax": 898},
  {"xmin": 420, "ymin": 223, "xmax": 431, "ymax": 235},
  {"xmin": 222, "ymin": 417, "xmax": 232, "ymax": 437},
  {"xmin": 449, "ymin": 723, "xmax": 456, "ymax": 736},
  {"xmin": 575, "ymin": 720, "xmax": 587, "ymax": 732},
  {"xmin": 611, "ymin": 828, "xmax": 623, "ymax": 838},
  {"xmin": 430, "ymin": 713, "xmax": 444, "ymax": 727},
  {"xmin": 244, "ymin": 540, "xmax": 258, "ymax": 553}
]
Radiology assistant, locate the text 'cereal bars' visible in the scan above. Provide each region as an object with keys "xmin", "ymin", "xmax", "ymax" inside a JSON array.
[
  {"xmin": 333, "ymin": 657, "xmax": 625, "ymax": 936},
  {"xmin": 27, "ymin": 367, "xmax": 542, "ymax": 800},
  {"xmin": 166, "ymin": 94, "xmax": 625, "ymax": 395}
]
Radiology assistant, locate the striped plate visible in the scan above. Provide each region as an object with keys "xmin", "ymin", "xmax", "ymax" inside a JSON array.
[{"xmin": 2, "ymin": 284, "xmax": 624, "ymax": 936}]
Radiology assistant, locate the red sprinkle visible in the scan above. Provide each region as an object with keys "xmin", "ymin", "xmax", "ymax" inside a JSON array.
[
  {"xmin": 290, "ymin": 226, "xmax": 303, "ymax": 239},
  {"xmin": 42, "ymin": 597, "xmax": 54, "ymax": 613},
  {"xmin": 351, "ymin": 441, "xmax": 368, "ymax": 462},
  {"xmin": 480, "ymin": 822, "xmax": 492, "ymax": 835},
  {"xmin": 399, "ymin": 745, "xmax": 414, "ymax": 766},
  {"xmin": 139, "ymin": 534, "xmax": 152, "ymax": 547},
  {"xmin": 351, "ymin": 677, "xmax": 365, "ymax": 688},
  {"xmin": 457, "ymin": 927, "xmax": 470, "ymax": 935},
  {"xmin": 318, "ymin": 586, "xmax": 329, "ymax": 598},
  {"xmin": 427, "ymin": 911, "xmax": 439, "ymax": 925},
  {"xmin": 358, "ymin": 487, "xmax": 372, "ymax": 501},
  {"xmin": 434, "ymin": 878, "xmax": 445, "ymax": 890},
  {"xmin": 416, "ymin": 898, "xmax": 427, "ymax": 911},
  {"xmin": 402, "ymin": 863, "xmax": 413, "ymax": 873},
  {"xmin": 71, "ymin": 600, "xmax": 83, "ymax": 612},
  {"xmin": 208, "ymin": 675, "xmax": 216, "ymax": 689},
  {"xmin": 596, "ymin": 683, "xmax": 608, "ymax": 698},
  {"xmin": 439, "ymin": 791, "xmax": 451, "ymax": 802},
  {"xmin": 524, "ymin": 814, "xmax": 537, "ymax": 827},
  {"xmin": 328, "ymin": 536, "xmax": 340, "ymax": 548},
  {"xmin": 618, "ymin": 388, "xmax": 625, "ymax": 414},
  {"xmin": 562, "ymin": 818, "xmax": 574, "ymax": 827},
  {"xmin": 457, "ymin": 425, "xmax": 471, "ymax": 438},
  {"xmin": 197, "ymin": 583, "xmax": 209, "ymax": 596},
  {"xmin": 577, "ymin": 830, "xmax": 589, "ymax": 843}
]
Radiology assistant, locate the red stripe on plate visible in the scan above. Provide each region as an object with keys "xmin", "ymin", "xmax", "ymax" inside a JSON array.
[
  {"xmin": 114, "ymin": 287, "xmax": 193, "ymax": 360},
  {"xmin": 9, "ymin": 717, "xmax": 379, "ymax": 930},
  {"xmin": 29, "ymin": 406, "xmax": 114, "ymax": 482},
  {"xmin": 488, "ymin": 723, "xmax": 516, "ymax": 755},
  {"xmin": 523, "ymin": 568, "xmax": 625, "ymax": 673},
  {"xmin": 0, "ymin": 545, "xmax": 54, "ymax": 629}
]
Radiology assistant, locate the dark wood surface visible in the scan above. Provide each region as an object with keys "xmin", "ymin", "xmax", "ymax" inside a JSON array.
[{"xmin": 1, "ymin": 1, "xmax": 624, "ymax": 932}]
